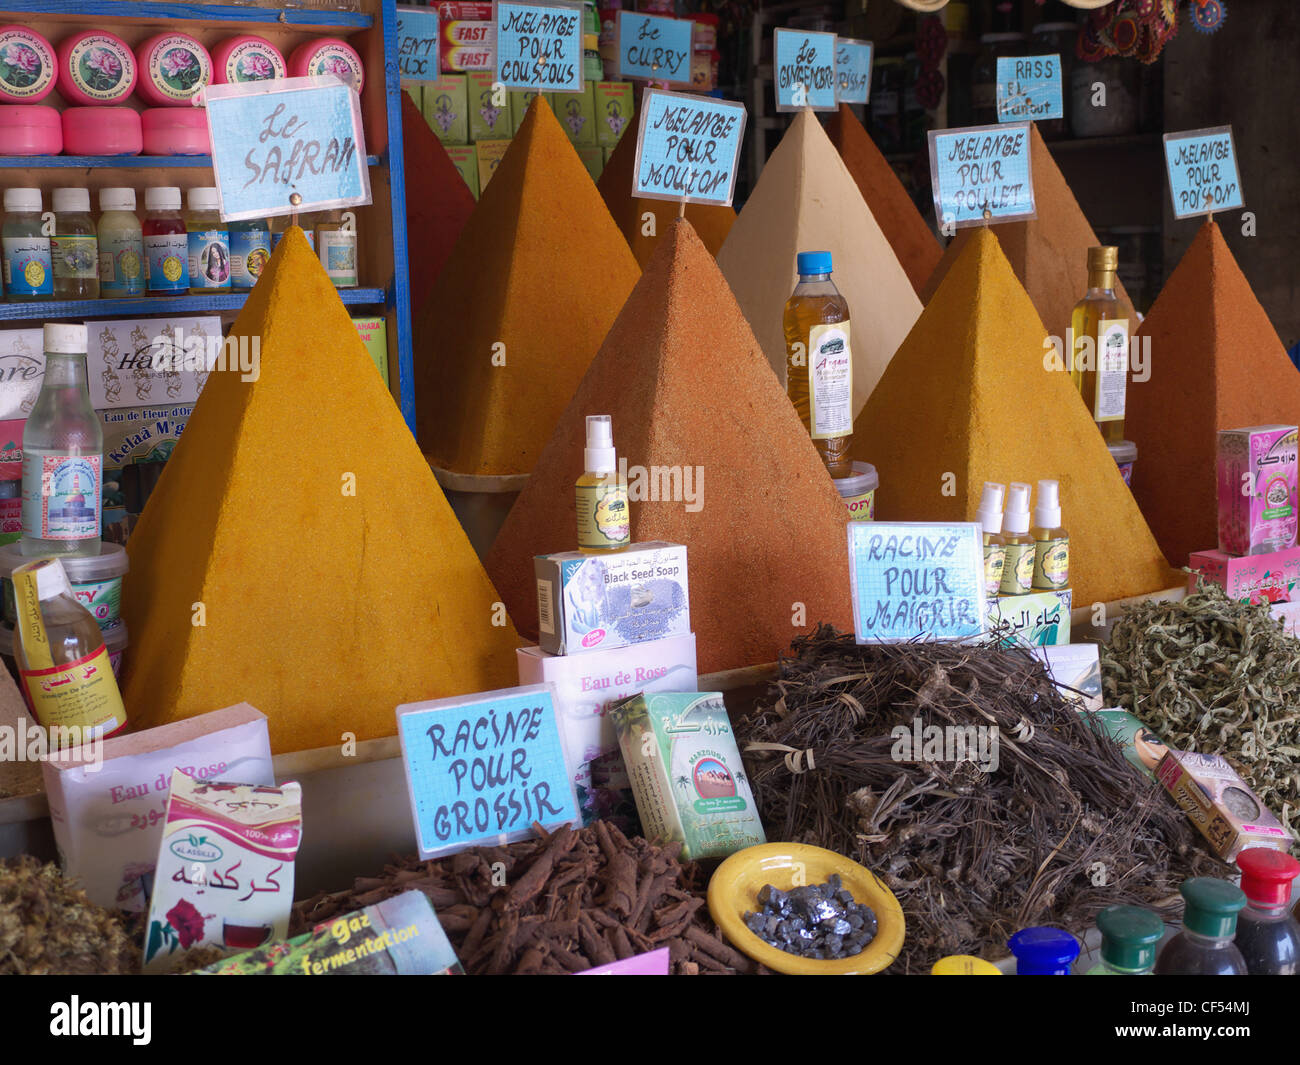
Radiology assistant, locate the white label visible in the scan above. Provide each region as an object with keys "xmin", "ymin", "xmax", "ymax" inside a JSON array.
[
  {"xmin": 1096, "ymin": 319, "xmax": 1129, "ymax": 422},
  {"xmin": 807, "ymin": 321, "xmax": 853, "ymax": 440}
]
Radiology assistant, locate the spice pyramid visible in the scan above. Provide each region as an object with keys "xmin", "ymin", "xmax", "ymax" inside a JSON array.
[
  {"xmin": 121, "ymin": 229, "xmax": 520, "ymax": 755},
  {"xmin": 416, "ymin": 97, "xmax": 641, "ymax": 477},
  {"xmin": 716, "ymin": 109, "xmax": 920, "ymax": 416},
  {"xmin": 1127, "ymin": 221, "xmax": 1300, "ymax": 566},
  {"xmin": 826, "ymin": 103, "xmax": 941, "ymax": 297},
  {"xmin": 920, "ymin": 124, "xmax": 1131, "ymax": 342},
  {"xmin": 850, "ymin": 226, "xmax": 1177, "ymax": 608},
  {"xmin": 486, "ymin": 219, "xmax": 853, "ymax": 673},
  {"xmin": 596, "ymin": 124, "xmax": 735, "ymax": 267},
  {"xmin": 402, "ymin": 91, "xmax": 475, "ymax": 309}
]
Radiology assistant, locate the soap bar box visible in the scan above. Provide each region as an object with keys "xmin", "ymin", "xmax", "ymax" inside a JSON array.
[
  {"xmin": 1187, "ymin": 545, "xmax": 1300, "ymax": 604},
  {"xmin": 1216, "ymin": 425, "xmax": 1299, "ymax": 557},
  {"xmin": 1155, "ymin": 748, "xmax": 1291, "ymax": 860},
  {"xmin": 985, "ymin": 589, "xmax": 1071, "ymax": 646}
]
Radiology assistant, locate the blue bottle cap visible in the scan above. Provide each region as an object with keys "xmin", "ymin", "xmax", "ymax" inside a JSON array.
[
  {"xmin": 1007, "ymin": 926, "xmax": 1081, "ymax": 975},
  {"xmin": 796, "ymin": 250, "xmax": 832, "ymax": 275}
]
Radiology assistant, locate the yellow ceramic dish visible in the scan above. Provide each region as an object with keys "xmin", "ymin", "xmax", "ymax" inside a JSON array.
[{"xmin": 708, "ymin": 843, "xmax": 905, "ymax": 975}]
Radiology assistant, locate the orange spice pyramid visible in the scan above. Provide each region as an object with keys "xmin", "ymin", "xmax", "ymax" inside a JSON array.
[
  {"xmin": 122, "ymin": 229, "xmax": 520, "ymax": 755},
  {"xmin": 1127, "ymin": 221, "xmax": 1300, "ymax": 567},
  {"xmin": 921, "ymin": 124, "xmax": 1131, "ymax": 343},
  {"xmin": 850, "ymin": 226, "xmax": 1177, "ymax": 608},
  {"xmin": 486, "ymin": 219, "xmax": 853, "ymax": 673},
  {"xmin": 596, "ymin": 123, "xmax": 735, "ymax": 267},
  {"xmin": 416, "ymin": 97, "xmax": 640, "ymax": 477},
  {"xmin": 716, "ymin": 109, "xmax": 920, "ymax": 416},
  {"xmin": 826, "ymin": 103, "xmax": 941, "ymax": 297}
]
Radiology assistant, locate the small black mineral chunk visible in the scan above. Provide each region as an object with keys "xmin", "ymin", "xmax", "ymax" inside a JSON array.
[{"xmin": 745, "ymin": 878, "xmax": 879, "ymax": 960}]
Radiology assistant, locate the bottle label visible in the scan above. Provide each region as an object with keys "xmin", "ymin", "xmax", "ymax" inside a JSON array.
[
  {"xmin": 145, "ymin": 233, "xmax": 190, "ymax": 293},
  {"xmin": 230, "ymin": 229, "xmax": 271, "ymax": 289},
  {"xmin": 1095, "ymin": 319, "xmax": 1129, "ymax": 421},
  {"xmin": 999, "ymin": 542, "xmax": 1034, "ymax": 595},
  {"xmin": 318, "ymin": 229, "xmax": 358, "ymax": 286},
  {"xmin": 576, "ymin": 483, "xmax": 630, "ymax": 549},
  {"xmin": 188, "ymin": 228, "xmax": 231, "ymax": 289},
  {"xmin": 2, "ymin": 235, "xmax": 53, "ymax": 296},
  {"xmin": 983, "ymin": 542, "xmax": 1006, "ymax": 597},
  {"xmin": 807, "ymin": 321, "xmax": 853, "ymax": 440},
  {"xmin": 99, "ymin": 233, "xmax": 145, "ymax": 295},
  {"xmin": 841, "ymin": 487, "xmax": 874, "ymax": 522},
  {"xmin": 21, "ymin": 454, "xmax": 101, "ymax": 541},
  {"xmin": 50, "ymin": 234, "xmax": 99, "ymax": 280},
  {"xmin": 1033, "ymin": 537, "xmax": 1070, "ymax": 589},
  {"xmin": 19, "ymin": 644, "xmax": 125, "ymax": 738}
]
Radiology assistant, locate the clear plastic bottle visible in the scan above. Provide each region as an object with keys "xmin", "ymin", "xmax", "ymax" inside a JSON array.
[
  {"xmin": 21, "ymin": 323, "xmax": 102, "ymax": 558},
  {"xmin": 575, "ymin": 415, "xmax": 629, "ymax": 553},
  {"xmin": 1070, "ymin": 246, "xmax": 1133, "ymax": 444},
  {"xmin": 783, "ymin": 250, "xmax": 854, "ymax": 478},
  {"xmin": 1086, "ymin": 905, "xmax": 1164, "ymax": 975},
  {"xmin": 1031, "ymin": 479, "xmax": 1069, "ymax": 591},
  {"xmin": 999, "ymin": 482, "xmax": 1035, "ymax": 596},
  {"xmin": 1233, "ymin": 847, "xmax": 1300, "ymax": 975},
  {"xmin": 97, "ymin": 187, "xmax": 145, "ymax": 298},
  {"xmin": 229, "ymin": 218, "xmax": 271, "ymax": 291},
  {"xmin": 187, "ymin": 187, "xmax": 231, "ymax": 292},
  {"xmin": 1154, "ymin": 878, "xmax": 1248, "ymax": 975},
  {"xmin": 50, "ymin": 188, "xmax": 99, "ymax": 300},
  {"xmin": 1007, "ymin": 926, "xmax": 1080, "ymax": 974},
  {"xmin": 977, "ymin": 481, "xmax": 1006, "ymax": 598},
  {"xmin": 1, "ymin": 187, "xmax": 53, "ymax": 301},
  {"xmin": 315, "ymin": 209, "xmax": 358, "ymax": 287},
  {"xmin": 143, "ymin": 187, "xmax": 189, "ymax": 295}
]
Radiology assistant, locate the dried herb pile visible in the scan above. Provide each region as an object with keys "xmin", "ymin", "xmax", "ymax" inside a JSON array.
[
  {"xmin": 293, "ymin": 822, "xmax": 758, "ymax": 975},
  {"xmin": 737, "ymin": 626, "xmax": 1223, "ymax": 973},
  {"xmin": 1103, "ymin": 583, "xmax": 1300, "ymax": 841}
]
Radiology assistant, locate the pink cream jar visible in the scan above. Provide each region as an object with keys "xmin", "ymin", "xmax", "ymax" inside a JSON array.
[
  {"xmin": 62, "ymin": 106, "xmax": 142, "ymax": 155},
  {"xmin": 0, "ymin": 26, "xmax": 57, "ymax": 103},
  {"xmin": 136, "ymin": 32, "xmax": 212, "ymax": 107},
  {"xmin": 141, "ymin": 107, "xmax": 211, "ymax": 156},
  {"xmin": 0, "ymin": 104, "xmax": 61, "ymax": 154},
  {"xmin": 57, "ymin": 30, "xmax": 137, "ymax": 106}
]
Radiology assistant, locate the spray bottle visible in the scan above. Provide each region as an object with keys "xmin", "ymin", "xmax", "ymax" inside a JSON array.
[
  {"xmin": 576, "ymin": 415, "xmax": 630, "ymax": 553},
  {"xmin": 1032, "ymin": 479, "xmax": 1069, "ymax": 591},
  {"xmin": 999, "ymin": 482, "xmax": 1034, "ymax": 596},
  {"xmin": 977, "ymin": 482, "xmax": 1006, "ymax": 598}
]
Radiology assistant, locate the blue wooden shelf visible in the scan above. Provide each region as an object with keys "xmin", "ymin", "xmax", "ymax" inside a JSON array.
[
  {"xmin": 0, "ymin": 288, "xmax": 386, "ymax": 321},
  {"xmin": 0, "ymin": 155, "xmax": 383, "ymax": 169},
  {"xmin": 0, "ymin": 1, "xmax": 372, "ymax": 29}
]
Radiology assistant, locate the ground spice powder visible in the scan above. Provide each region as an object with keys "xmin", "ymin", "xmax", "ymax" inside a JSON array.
[
  {"xmin": 716, "ymin": 109, "xmax": 920, "ymax": 417},
  {"xmin": 486, "ymin": 219, "xmax": 853, "ymax": 674},
  {"xmin": 596, "ymin": 126, "xmax": 735, "ymax": 267},
  {"xmin": 850, "ymin": 226, "xmax": 1178, "ymax": 608},
  {"xmin": 1127, "ymin": 221, "xmax": 1300, "ymax": 566},
  {"xmin": 416, "ymin": 97, "xmax": 641, "ymax": 477},
  {"xmin": 826, "ymin": 103, "xmax": 941, "ymax": 298},
  {"xmin": 121, "ymin": 228, "xmax": 521, "ymax": 755}
]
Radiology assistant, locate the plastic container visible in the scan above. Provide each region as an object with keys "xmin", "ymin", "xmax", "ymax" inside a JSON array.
[
  {"xmin": 1154, "ymin": 878, "xmax": 1248, "ymax": 975},
  {"xmin": 230, "ymin": 219, "xmax": 271, "ymax": 291},
  {"xmin": 1, "ymin": 616, "xmax": 128, "ymax": 680},
  {"xmin": 141, "ymin": 107, "xmax": 211, "ymax": 156},
  {"xmin": 0, "ymin": 541, "xmax": 128, "ymax": 632},
  {"xmin": 1233, "ymin": 848, "xmax": 1300, "ymax": 975},
  {"xmin": 833, "ymin": 461, "xmax": 878, "ymax": 522},
  {"xmin": 97, "ymin": 187, "xmax": 145, "ymax": 298},
  {"xmin": 57, "ymin": 30, "xmax": 136, "ymax": 106},
  {"xmin": 2, "ymin": 187, "xmax": 52, "ymax": 299},
  {"xmin": 211, "ymin": 34, "xmax": 286, "ymax": 85},
  {"xmin": 0, "ymin": 26, "xmax": 57, "ymax": 103},
  {"xmin": 186, "ymin": 187, "xmax": 231, "ymax": 292},
  {"xmin": 288, "ymin": 38, "xmax": 364, "ymax": 93},
  {"xmin": 143, "ymin": 186, "xmax": 189, "ymax": 295},
  {"xmin": 1007, "ymin": 926, "xmax": 1080, "ymax": 974},
  {"xmin": 1107, "ymin": 439, "xmax": 1137, "ymax": 486},
  {"xmin": 0, "ymin": 105, "xmax": 61, "ymax": 155},
  {"xmin": 315, "ymin": 211, "xmax": 357, "ymax": 288},
  {"xmin": 136, "ymin": 32, "xmax": 212, "ymax": 107},
  {"xmin": 50, "ymin": 188, "xmax": 99, "ymax": 300},
  {"xmin": 61, "ymin": 106, "xmax": 142, "ymax": 156},
  {"xmin": 1086, "ymin": 905, "xmax": 1163, "ymax": 975}
]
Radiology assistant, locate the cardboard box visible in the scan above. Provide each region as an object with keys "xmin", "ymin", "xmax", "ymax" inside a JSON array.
[
  {"xmin": 1188, "ymin": 545, "xmax": 1300, "ymax": 605},
  {"xmin": 87, "ymin": 318, "xmax": 221, "ymax": 410},
  {"xmin": 99, "ymin": 403, "xmax": 193, "ymax": 544},
  {"xmin": 0, "ymin": 417, "xmax": 22, "ymax": 480},
  {"xmin": 1083, "ymin": 709, "xmax": 1168, "ymax": 779},
  {"xmin": 0, "ymin": 328, "xmax": 44, "ymax": 420},
  {"xmin": 555, "ymin": 80, "xmax": 596, "ymax": 146},
  {"xmin": 986, "ymin": 589, "xmax": 1071, "ymax": 646},
  {"xmin": 423, "ymin": 74, "xmax": 469, "ymax": 145},
  {"xmin": 351, "ymin": 316, "xmax": 389, "ymax": 386},
  {"xmin": 439, "ymin": 0, "xmax": 495, "ymax": 73},
  {"xmin": 1156, "ymin": 749, "xmax": 1291, "ymax": 860},
  {"xmin": 516, "ymin": 632, "xmax": 698, "ymax": 831},
  {"xmin": 510, "ymin": 89, "xmax": 552, "ymax": 135},
  {"xmin": 1033, "ymin": 642, "xmax": 1102, "ymax": 711},
  {"xmin": 467, "ymin": 71, "xmax": 511, "ymax": 140},
  {"xmin": 1217, "ymin": 425, "xmax": 1298, "ymax": 556},
  {"xmin": 445, "ymin": 144, "xmax": 480, "ymax": 198},
  {"xmin": 475, "ymin": 139, "xmax": 512, "ymax": 191},
  {"xmin": 402, "ymin": 84, "xmax": 423, "ymax": 111},
  {"xmin": 577, "ymin": 144, "xmax": 605, "ymax": 182},
  {"xmin": 594, "ymin": 81, "xmax": 634, "ymax": 146}
]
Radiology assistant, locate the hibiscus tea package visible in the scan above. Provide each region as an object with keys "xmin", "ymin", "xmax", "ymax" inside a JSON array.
[{"xmin": 144, "ymin": 770, "xmax": 302, "ymax": 972}]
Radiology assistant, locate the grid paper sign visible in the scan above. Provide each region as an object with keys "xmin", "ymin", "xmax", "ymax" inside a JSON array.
[
  {"xmin": 617, "ymin": 12, "xmax": 693, "ymax": 85},
  {"xmin": 1164, "ymin": 125, "xmax": 1244, "ymax": 219},
  {"xmin": 397, "ymin": 684, "xmax": 579, "ymax": 859},
  {"xmin": 928, "ymin": 122, "xmax": 1035, "ymax": 228},
  {"xmin": 205, "ymin": 76, "xmax": 371, "ymax": 222},
  {"xmin": 632, "ymin": 88, "xmax": 746, "ymax": 207},
  {"xmin": 835, "ymin": 38, "xmax": 872, "ymax": 105},
  {"xmin": 495, "ymin": 0, "xmax": 583, "ymax": 93},
  {"xmin": 396, "ymin": 5, "xmax": 441, "ymax": 82},
  {"xmin": 995, "ymin": 54, "xmax": 1062, "ymax": 122},
  {"xmin": 848, "ymin": 522, "xmax": 986, "ymax": 642},
  {"xmin": 773, "ymin": 28, "xmax": 836, "ymax": 112}
]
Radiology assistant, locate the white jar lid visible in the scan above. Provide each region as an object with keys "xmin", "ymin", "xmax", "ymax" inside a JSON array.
[
  {"xmin": 145, "ymin": 186, "xmax": 182, "ymax": 211},
  {"xmin": 52, "ymin": 187, "xmax": 90, "ymax": 214},
  {"xmin": 44, "ymin": 323, "xmax": 87, "ymax": 354},
  {"xmin": 100, "ymin": 187, "xmax": 137, "ymax": 212}
]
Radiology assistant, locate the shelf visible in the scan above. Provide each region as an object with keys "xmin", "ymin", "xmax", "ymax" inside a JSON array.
[
  {"xmin": 0, "ymin": 154, "xmax": 383, "ymax": 169},
  {"xmin": 0, "ymin": 1, "xmax": 372, "ymax": 29},
  {"xmin": 0, "ymin": 287, "xmax": 385, "ymax": 321}
]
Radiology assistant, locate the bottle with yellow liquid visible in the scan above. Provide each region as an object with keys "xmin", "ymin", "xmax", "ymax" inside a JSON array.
[
  {"xmin": 1070, "ymin": 246, "xmax": 1133, "ymax": 444},
  {"xmin": 1031, "ymin": 479, "xmax": 1069, "ymax": 591},
  {"xmin": 575, "ymin": 415, "xmax": 629, "ymax": 553},
  {"xmin": 977, "ymin": 481, "xmax": 1006, "ymax": 598},
  {"xmin": 999, "ymin": 482, "xmax": 1035, "ymax": 597},
  {"xmin": 783, "ymin": 251, "xmax": 854, "ymax": 478}
]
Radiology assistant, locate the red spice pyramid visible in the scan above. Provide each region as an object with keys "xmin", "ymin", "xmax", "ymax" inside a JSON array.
[
  {"xmin": 1127, "ymin": 221, "xmax": 1300, "ymax": 566},
  {"xmin": 402, "ymin": 91, "xmax": 476, "ymax": 309},
  {"xmin": 596, "ymin": 124, "xmax": 735, "ymax": 267},
  {"xmin": 826, "ymin": 103, "xmax": 940, "ymax": 297},
  {"xmin": 851, "ymin": 226, "xmax": 1177, "ymax": 608},
  {"xmin": 486, "ymin": 219, "xmax": 853, "ymax": 673},
  {"xmin": 416, "ymin": 98, "xmax": 641, "ymax": 477}
]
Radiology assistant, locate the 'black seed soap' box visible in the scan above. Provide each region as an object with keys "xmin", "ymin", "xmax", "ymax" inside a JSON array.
[{"xmin": 534, "ymin": 542, "xmax": 689, "ymax": 656}]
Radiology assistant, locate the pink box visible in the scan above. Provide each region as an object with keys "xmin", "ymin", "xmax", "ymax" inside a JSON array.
[
  {"xmin": 1188, "ymin": 545, "xmax": 1300, "ymax": 604},
  {"xmin": 1217, "ymin": 425, "xmax": 1298, "ymax": 556}
]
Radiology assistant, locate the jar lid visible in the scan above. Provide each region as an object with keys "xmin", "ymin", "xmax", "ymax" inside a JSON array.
[
  {"xmin": 100, "ymin": 186, "xmax": 137, "ymax": 212},
  {"xmin": 44, "ymin": 321, "xmax": 87, "ymax": 353},
  {"xmin": 61, "ymin": 106, "xmax": 142, "ymax": 155},
  {"xmin": 1007, "ymin": 926, "xmax": 1080, "ymax": 974},
  {"xmin": 3, "ymin": 186, "xmax": 41, "ymax": 212},
  {"xmin": 1096, "ymin": 905, "xmax": 1164, "ymax": 971},
  {"xmin": 931, "ymin": 955, "xmax": 1002, "ymax": 975},
  {"xmin": 1179, "ymin": 877, "xmax": 1247, "ymax": 938},
  {"xmin": 1237, "ymin": 847, "xmax": 1300, "ymax": 908},
  {"xmin": 833, "ymin": 461, "xmax": 879, "ymax": 498},
  {"xmin": 0, "ymin": 103, "xmax": 60, "ymax": 131},
  {"xmin": 188, "ymin": 186, "xmax": 220, "ymax": 211},
  {"xmin": 145, "ymin": 185, "xmax": 182, "ymax": 211},
  {"xmin": 0, "ymin": 540, "xmax": 129, "ymax": 581},
  {"xmin": 1107, "ymin": 439, "xmax": 1137, "ymax": 463},
  {"xmin": 0, "ymin": 26, "xmax": 56, "ymax": 102},
  {"xmin": 52, "ymin": 187, "xmax": 90, "ymax": 214}
]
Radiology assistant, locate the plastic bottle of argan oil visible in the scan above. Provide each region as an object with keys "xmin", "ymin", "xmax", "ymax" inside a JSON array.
[
  {"xmin": 977, "ymin": 481, "xmax": 1006, "ymax": 598},
  {"xmin": 575, "ymin": 415, "xmax": 630, "ymax": 553},
  {"xmin": 999, "ymin": 482, "xmax": 1034, "ymax": 596},
  {"xmin": 1032, "ymin": 479, "xmax": 1069, "ymax": 591}
]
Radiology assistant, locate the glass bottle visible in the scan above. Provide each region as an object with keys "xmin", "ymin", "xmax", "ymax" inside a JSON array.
[
  {"xmin": 1070, "ymin": 246, "xmax": 1133, "ymax": 444},
  {"xmin": 1086, "ymin": 905, "xmax": 1163, "ymax": 975},
  {"xmin": 1233, "ymin": 847, "xmax": 1300, "ymax": 976},
  {"xmin": 143, "ymin": 187, "xmax": 189, "ymax": 296},
  {"xmin": 50, "ymin": 188, "xmax": 99, "ymax": 300},
  {"xmin": 1154, "ymin": 878, "xmax": 1248, "ymax": 975},
  {"xmin": 229, "ymin": 217, "xmax": 271, "ymax": 291},
  {"xmin": 315, "ymin": 209, "xmax": 358, "ymax": 287},
  {"xmin": 1007, "ymin": 926, "xmax": 1080, "ymax": 974},
  {"xmin": 575, "ymin": 415, "xmax": 629, "ymax": 552},
  {"xmin": 186, "ymin": 187, "xmax": 231, "ymax": 292},
  {"xmin": 97, "ymin": 187, "xmax": 145, "ymax": 298},
  {"xmin": 2, "ymin": 187, "xmax": 53, "ymax": 301}
]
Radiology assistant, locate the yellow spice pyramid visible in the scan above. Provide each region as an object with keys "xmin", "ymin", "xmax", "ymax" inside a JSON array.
[
  {"xmin": 122, "ymin": 228, "xmax": 521, "ymax": 754},
  {"xmin": 850, "ymin": 227, "xmax": 1177, "ymax": 608}
]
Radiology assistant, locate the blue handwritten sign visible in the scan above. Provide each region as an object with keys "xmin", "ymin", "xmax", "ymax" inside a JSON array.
[
  {"xmin": 495, "ymin": 0, "xmax": 583, "ymax": 93},
  {"xmin": 632, "ymin": 88, "xmax": 746, "ymax": 207},
  {"xmin": 773, "ymin": 28, "xmax": 836, "ymax": 112},
  {"xmin": 835, "ymin": 38, "xmax": 872, "ymax": 105},
  {"xmin": 396, "ymin": 5, "xmax": 441, "ymax": 83},
  {"xmin": 616, "ymin": 11, "xmax": 693, "ymax": 85},
  {"xmin": 1164, "ymin": 125, "xmax": 1244, "ymax": 219},
  {"xmin": 205, "ymin": 77, "xmax": 371, "ymax": 222},
  {"xmin": 995, "ymin": 53, "xmax": 1062, "ymax": 122},
  {"xmin": 927, "ymin": 122, "xmax": 1035, "ymax": 228},
  {"xmin": 848, "ymin": 522, "xmax": 986, "ymax": 642},
  {"xmin": 397, "ymin": 684, "xmax": 579, "ymax": 859}
]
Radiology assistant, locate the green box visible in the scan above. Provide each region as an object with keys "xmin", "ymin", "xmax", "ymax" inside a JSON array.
[
  {"xmin": 445, "ymin": 144, "xmax": 480, "ymax": 198},
  {"xmin": 403, "ymin": 84, "xmax": 423, "ymax": 111},
  {"xmin": 351, "ymin": 316, "xmax": 389, "ymax": 386},
  {"xmin": 553, "ymin": 81, "xmax": 596, "ymax": 146},
  {"xmin": 594, "ymin": 81, "xmax": 634, "ymax": 147},
  {"xmin": 423, "ymin": 75, "xmax": 469, "ymax": 145},
  {"xmin": 467, "ymin": 71, "xmax": 511, "ymax": 141},
  {"xmin": 510, "ymin": 89, "xmax": 552, "ymax": 135},
  {"xmin": 985, "ymin": 589, "xmax": 1071, "ymax": 647}
]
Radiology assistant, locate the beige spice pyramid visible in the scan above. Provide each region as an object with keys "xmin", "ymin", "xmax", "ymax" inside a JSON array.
[
  {"xmin": 716, "ymin": 109, "xmax": 921, "ymax": 416},
  {"xmin": 122, "ymin": 228, "xmax": 521, "ymax": 755},
  {"xmin": 486, "ymin": 219, "xmax": 853, "ymax": 673},
  {"xmin": 851, "ymin": 226, "xmax": 1177, "ymax": 608}
]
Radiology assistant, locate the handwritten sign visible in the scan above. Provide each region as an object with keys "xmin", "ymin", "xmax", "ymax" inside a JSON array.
[
  {"xmin": 205, "ymin": 77, "xmax": 371, "ymax": 222},
  {"xmin": 396, "ymin": 6, "xmax": 441, "ymax": 82},
  {"xmin": 495, "ymin": 0, "xmax": 583, "ymax": 93},
  {"xmin": 995, "ymin": 54, "xmax": 1062, "ymax": 122},
  {"xmin": 616, "ymin": 11, "xmax": 693, "ymax": 85},
  {"xmin": 928, "ymin": 122, "xmax": 1035, "ymax": 228},
  {"xmin": 773, "ymin": 28, "xmax": 836, "ymax": 112},
  {"xmin": 632, "ymin": 88, "xmax": 746, "ymax": 207},
  {"xmin": 1164, "ymin": 125, "xmax": 1244, "ymax": 219},
  {"xmin": 397, "ymin": 684, "xmax": 579, "ymax": 859},
  {"xmin": 847, "ymin": 522, "xmax": 985, "ymax": 642},
  {"xmin": 835, "ymin": 38, "xmax": 872, "ymax": 105}
]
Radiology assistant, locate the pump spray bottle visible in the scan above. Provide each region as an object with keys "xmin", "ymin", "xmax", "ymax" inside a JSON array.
[
  {"xmin": 999, "ymin": 483, "xmax": 1034, "ymax": 596},
  {"xmin": 575, "ymin": 415, "xmax": 630, "ymax": 553},
  {"xmin": 1032, "ymin": 479, "xmax": 1069, "ymax": 591},
  {"xmin": 977, "ymin": 482, "xmax": 1006, "ymax": 599}
]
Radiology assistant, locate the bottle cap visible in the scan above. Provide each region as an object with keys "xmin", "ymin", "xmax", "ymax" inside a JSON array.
[
  {"xmin": 1235, "ymin": 848, "xmax": 1300, "ymax": 909},
  {"xmin": 52, "ymin": 187, "xmax": 90, "ymax": 214},
  {"xmin": 1088, "ymin": 245, "xmax": 1119, "ymax": 271},
  {"xmin": 44, "ymin": 322, "xmax": 87, "ymax": 354},
  {"xmin": 1096, "ymin": 905, "xmax": 1164, "ymax": 972},
  {"xmin": 976, "ymin": 482, "xmax": 1005, "ymax": 535},
  {"xmin": 15, "ymin": 558, "xmax": 73, "ymax": 602},
  {"xmin": 1179, "ymin": 877, "xmax": 1246, "ymax": 938},
  {"xmin": 145, "ymin": 186, "xmax": 181, "ymax": 212},
  {"xmin": 187, "ymin": 186, "xmax": 220, "ymax": 211},
  {"xmin": 796, "ymin": 250, "xmax": 832, "ymax": 276},
  {"xmin": 3, "ymin": 187, "xmax": 41, "ymax": 212},
  {"xmin": 584, "ymin": 414, "xmax": 616, "ymax": 474},
  {"xmin": 1007, "ymin": 926, "xmax": 1080, "ymax": 975},
  {"xmin": 931, "ymin": 955, "xmax": 1001, "ymax": 975},
  {"xmin": 99, "ymin": 187, "xmax": 136, "ymax": 212},
  {"xmin": 1034, "ymin": 479, "xmax": 1061, "ymax": 529},
  {"xmin": 1002, "ymin": 482, "xmax": 1032, "ymax": 535}
]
